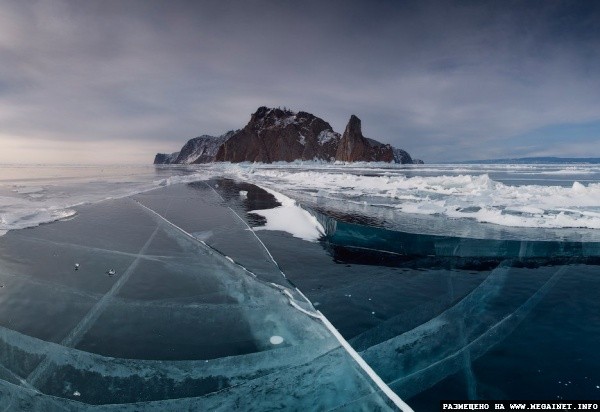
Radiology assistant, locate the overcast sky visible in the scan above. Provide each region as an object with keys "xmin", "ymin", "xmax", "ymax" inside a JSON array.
[{"xmin": 1, "ymin": 0, "xmax": 600, "ymax": 164}]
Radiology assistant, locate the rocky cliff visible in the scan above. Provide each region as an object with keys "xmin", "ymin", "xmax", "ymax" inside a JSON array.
[
  {"xmin": 393, "ymin": 148, "xmax": 413, "ymax": 164},
  {"xmin": 154, "ymin": 151, "xmax": 180, "ymax": 164},
  {"xmin": 174, "ymin": 131, "xmax": 237, "ymax": 164},
  {"xmin": 215, "ymin": 107, "xmax": 340, "ymax": 163},
  {"xmin": 335, "ymin": 115, "xmax": 396, "ymax": 162},
  {"xmin": 154, "ymin": 106, "xmax": 420, "ymax": 164}
]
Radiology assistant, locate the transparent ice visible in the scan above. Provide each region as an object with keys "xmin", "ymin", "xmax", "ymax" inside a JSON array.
[{"xmin": 0, "ymin": 182, "xmax": 397, "ymax": 410}]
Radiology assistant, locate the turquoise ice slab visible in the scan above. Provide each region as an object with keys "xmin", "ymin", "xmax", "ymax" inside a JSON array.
[{"xmin": 0, "ymin": 183, "xmax": 397, "ymax": 410}]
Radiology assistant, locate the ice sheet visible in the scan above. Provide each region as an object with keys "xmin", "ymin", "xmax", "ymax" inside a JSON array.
[
  {"xmin": 2, "ymin": 163, "xmax": 600, "ymax": 408},
  {"xmin": 0, "ymin": 183, "xmax": 401, "ymax": 409}
]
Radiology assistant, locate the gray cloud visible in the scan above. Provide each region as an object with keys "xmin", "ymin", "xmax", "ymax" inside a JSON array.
[{"xmin": 1, "ymin": 0, "xmax": 600, "ymax": 163}]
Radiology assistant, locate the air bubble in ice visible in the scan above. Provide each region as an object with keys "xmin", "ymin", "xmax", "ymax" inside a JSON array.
[{"xmin": 270, "ymin": 335, "xmax": 284, "ymax": 345}]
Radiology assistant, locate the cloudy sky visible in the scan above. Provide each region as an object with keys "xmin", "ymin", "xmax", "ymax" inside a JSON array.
[{"xmin": 1, "ymin": 0, "xmax": 600, "ymax": 164}]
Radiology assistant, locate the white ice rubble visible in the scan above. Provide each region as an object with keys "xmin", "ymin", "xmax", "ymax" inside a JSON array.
[{"xmin": 223, "ymin": 167, "xmax": 600, "ymax": 230}]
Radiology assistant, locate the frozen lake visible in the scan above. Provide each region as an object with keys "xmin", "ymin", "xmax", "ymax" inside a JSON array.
[{"xmin": 0, "ymin": 163, "xmax": 599, "ymax": 409}]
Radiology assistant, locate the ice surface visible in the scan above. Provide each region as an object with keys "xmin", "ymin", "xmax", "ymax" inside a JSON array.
[
  {"xmin": 3, "ymin": 162, "xmax": 600, "ymax": 408},
  {"xmin": 241, "ymin": 191, "xmax": 600, "ymax": 406},
  {"xmin": 374, "ymin": 263, "xmax": 570, "ymax": 400},
  {"xmin": 0, "ymin": 181, "xmax": 400, "ymax": 409}
]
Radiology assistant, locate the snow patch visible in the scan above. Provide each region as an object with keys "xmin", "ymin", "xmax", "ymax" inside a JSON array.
[
  {"xmin": 0, "ymin": 209, "xmax": 77, "ymax": 235},
  {"xmin": 175, "ymin": 131, "xmax": 235, "ymax": 164},
  {"xmin": 273, "ymin": 115, "xmax": 297, "ymax": 128},
  {"xmin": 248, "ymin": 186, "xmax": 325, "ymax": 242},
  {"xmin": 317, "ymin": 130, "xmax": 338, "ymax": 145}
]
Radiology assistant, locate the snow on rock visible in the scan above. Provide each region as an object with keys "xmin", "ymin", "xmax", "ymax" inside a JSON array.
[
  {"xmin": 317, "ymin": 130, "xmax": 339, "ymax": 145},
  {"xmin": 174, "ymin": 131, "xmax": 237, "ymax": 164}
]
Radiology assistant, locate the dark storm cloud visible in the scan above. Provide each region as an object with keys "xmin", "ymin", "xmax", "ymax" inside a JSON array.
[{"xmin": 1, "ymin": 0, "xmax": 600, "ymax": 162}]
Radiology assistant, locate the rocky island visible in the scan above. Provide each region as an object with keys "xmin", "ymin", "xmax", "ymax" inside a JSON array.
[{"xmin": 154, "ymin": 107, "xmax": 422, "ymax": 164}]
